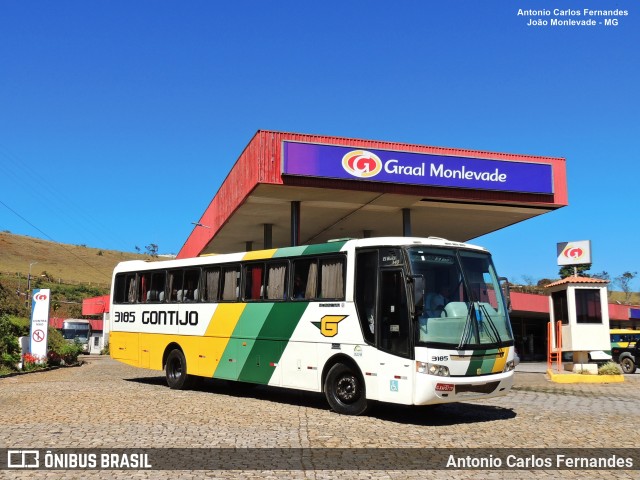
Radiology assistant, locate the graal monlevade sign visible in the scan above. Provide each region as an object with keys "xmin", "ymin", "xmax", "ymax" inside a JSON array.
[{"xmin": 282, "ymin": 141, "xmax": 554, "ymax": 195}]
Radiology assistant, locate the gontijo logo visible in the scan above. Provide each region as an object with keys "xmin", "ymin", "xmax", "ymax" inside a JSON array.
[
  {"xmin": 342, "ymin": 150, "xmax": 382, "ymax": 178},
  {"xmin": 34, "ymin": 292, "xmax": 48, "ymax": 302}
]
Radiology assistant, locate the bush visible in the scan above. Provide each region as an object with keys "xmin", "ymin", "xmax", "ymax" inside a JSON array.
[
  {"xmin": 47, "ymin": 327, "xmax": 66, "ymax": 355},
  {"xmin": 598, "ymin": 361, "xmax": 622, "ymax": 376},
  {"xmin": 46, "ymin": 327, "xmax": 84, "ymax": 365},
  {"xmin": 60, "ymin": 341, "xmax": 85, "ymax": 365},
  {"xmin": 0, "ymin": 314, "xmax": 29, "ymax": 371}
]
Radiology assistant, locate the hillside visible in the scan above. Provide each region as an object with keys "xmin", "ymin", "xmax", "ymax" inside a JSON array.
[{"xmin": 0, "ymin": 232, "xmax": 154, "ymax": 287}]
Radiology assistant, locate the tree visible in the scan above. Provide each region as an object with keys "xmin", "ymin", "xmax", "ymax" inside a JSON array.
[
  {"xmin": 145, "ymin": 244, "xmax": 159, "ymax": 257},
  {"xmin": 614, "ymin": 271, "xmax": 637, "ymax": 304},
  {"xmin": 591, "ymin": 271, "xmax": 612, "ymax": 298},
  {"xmin": 591, "ymin": 271, "xmax": 610, "ymax": 281},
  {"xmin": 558, "ymin": 264, "xmax": 591, "ymax": 279}
]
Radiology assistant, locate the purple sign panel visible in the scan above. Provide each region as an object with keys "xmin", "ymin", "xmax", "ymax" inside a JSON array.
[{"xmin": 282, "ymin": 141, "xmax": 554, "ymax": 195}]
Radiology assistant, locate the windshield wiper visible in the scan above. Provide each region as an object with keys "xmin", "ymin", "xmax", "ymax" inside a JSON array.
[
  {"xmin": 457, "ymin": 303, "xmax": 475, "ymax": 350},
  {"xmin": 477, "ymin": 303, "xmax": 502, "ymax": 346}
]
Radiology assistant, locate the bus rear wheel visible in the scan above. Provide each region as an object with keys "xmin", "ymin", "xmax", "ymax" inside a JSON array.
[
  {"xmin": 166, "ymin": 349, "xmax": 192, "ymax": 389},
  {"xmin": 324, "ymin": 363, "xmax": 368, "ymax": 415},
  {"xmin": 620, "ymin": 357, "xmax": 636, "ymax": 374}
]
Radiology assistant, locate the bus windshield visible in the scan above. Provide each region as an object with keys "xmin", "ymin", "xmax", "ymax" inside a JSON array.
[
  {"xmin": 63, "ymin": 323, "xmax": 90, "ymax": 342},
  {"xmin": 409, "ymin": 247, "xmax": 514, "ymax": 349}
]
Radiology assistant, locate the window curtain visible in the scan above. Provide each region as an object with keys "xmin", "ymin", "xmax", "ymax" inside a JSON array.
[
  {"xmin": 267, "ymin": 264, "xmax": 286, "ymax": 299},
  {"xmin": 222, "ymin": 269, "xmax": 237, "ymax": 300},
  {"xmin": 251, "ymin": 266, "xmax": 263, "ymax": 299},
  {"xmin": 206, "ymin": 269, "xmax": 220, "ymax": 301},
  {"xmin": 140, "ymin": 275, "xmax": 148, "ymax": 303},
  {"xmin": 168, "ymin": 274, "xmax": 175, "ymax": 301},
  {"xmin": 127, "ymin": 276, "xmax": 137, "ymax": 303},
  {"xmin": 305, "ymin": 262, "xmax": 318, "ymax": 299},
  {"xmin": 321, "ymin": 260, "xmax": 344, "ymax": 299}
]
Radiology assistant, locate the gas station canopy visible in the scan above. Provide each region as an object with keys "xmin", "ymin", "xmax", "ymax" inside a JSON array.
[{"xmin": 178, "ymin": 130, "xmax": 567, "ymax": 258}]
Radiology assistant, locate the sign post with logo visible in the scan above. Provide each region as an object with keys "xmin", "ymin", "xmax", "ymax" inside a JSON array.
[
  {"xmin": 29, "ymin": 288, "xmax": 51, "ymax": 362},
  {"xmin": 556, "ymin": 240, "xmax": 592, "ymax": 275}
]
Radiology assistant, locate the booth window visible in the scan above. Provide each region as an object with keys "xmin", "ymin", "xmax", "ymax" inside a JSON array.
[
  {"xmin": 551, "ymin": 290, "xmax": 569, "ymax": 325},
  {"xmin": 575, "ymin": 288, "xmax": 602, "ymax": 324}
]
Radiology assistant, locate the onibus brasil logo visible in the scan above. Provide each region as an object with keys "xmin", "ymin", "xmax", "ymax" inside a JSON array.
[{"xmin": 342, "ymin": 150, "xmax": 383, "ymax": 178}]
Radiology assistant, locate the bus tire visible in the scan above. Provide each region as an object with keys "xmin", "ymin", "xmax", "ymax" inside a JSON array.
[
  {"xmin": 165, "ymin": 349, "xmax": 192, "ymax": 389},
  {"xmin": 620, "ymin": 357, "xmax": 636, "ymax": 374},
  {"xmin": 324, "ymin": 363, "xmax": 368, "ymax": 415}
]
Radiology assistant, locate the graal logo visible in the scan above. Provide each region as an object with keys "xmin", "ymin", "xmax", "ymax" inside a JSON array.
[
  {"xmin": 8, "ymin": 450, "xmax": 39, "ymax": 468},
  {"xmin": 341, "ymin": 150, "xmax": 382, "ymax": 178}
]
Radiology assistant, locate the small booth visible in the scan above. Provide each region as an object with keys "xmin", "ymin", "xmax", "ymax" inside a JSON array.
[{"xmin": 546, "ymin": 276, "xmax": 611, "ymax": 373}]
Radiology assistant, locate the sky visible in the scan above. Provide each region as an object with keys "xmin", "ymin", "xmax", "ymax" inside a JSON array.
[{"xmin": 0, "ymin": 1, "xmax": 638, "ymax": 289}]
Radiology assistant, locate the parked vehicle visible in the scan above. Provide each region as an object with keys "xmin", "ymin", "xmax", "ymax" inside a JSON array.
[
  {"xmin": 62, "ymin": 319, "xmax": 91, "ymax": 354},
  {"xmin": 612, "ymin": 339, "xmax": 639, "ymax": 374}
]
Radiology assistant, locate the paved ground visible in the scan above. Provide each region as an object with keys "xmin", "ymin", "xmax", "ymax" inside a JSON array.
[{"xmin": 1, "ymin": 356, "xmax": 638, "ymax": 479}]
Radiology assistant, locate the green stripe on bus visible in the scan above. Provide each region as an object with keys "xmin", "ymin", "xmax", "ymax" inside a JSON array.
[
  {"xmin": 258, "ymin": 302, "xmax": 309, "ymax": 340},
  {"xmin": 464, "ymin": 349, "xmax": 499, "ymax": 376},
  {"xmin": 272, "ymin": 246, "xmax": 308, "ymax": 258},
  {"xmin": 213, "ymin": 303, "xmax": 273, "ymax": 380},
  {"xmin": 237, "ymin": 302, "xmax": 309, "ymax": 384},
  {"xmin": 301, "ymin": 241, "xmax": 347, "ymax": 255}
]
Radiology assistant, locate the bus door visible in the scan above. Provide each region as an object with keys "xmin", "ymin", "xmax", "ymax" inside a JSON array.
[
  {"xmin": 355, "ymin": 248, "xmax": 413, "ymax": 404},
  {"xmin": 377, "ymin": 267, "xmax": 413, "ymax": 404}
]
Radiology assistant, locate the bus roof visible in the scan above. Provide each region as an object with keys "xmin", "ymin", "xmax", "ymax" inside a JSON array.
[{"xmin": 113, "ymin": 236, "xmax": 488, "ymax": 274}]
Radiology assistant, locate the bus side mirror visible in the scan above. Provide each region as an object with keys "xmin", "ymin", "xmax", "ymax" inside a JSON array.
[
  {"xmin": 411, "ymin": 275, "xmax": 425, "ymax": 318},
  {"xmin": 499, "ymin": 277, "xmax": 512, "ymax": 312}
]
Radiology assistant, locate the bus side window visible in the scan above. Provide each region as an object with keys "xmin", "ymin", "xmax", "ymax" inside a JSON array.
[
  {"xmin": 126, "ymin": 274, "xmax": 137, "ymax": 303},
  {"xmin": 138, "ymin": 273, "xmax": 150, "ymax": 303},
  {"xmin": 183, "ymin": 269, "xmax": 200, "ymax": 302},
  {"xmin": 292, "ymin": 259, "xmax": 317, "ymax": 300},
  {"xmin": 114, "ymin": 274, "xmax": 127, "ymax": 303},
  {"xmin": 265, "ymin": 261, "xmax": 287, "ymax": 300},
  {"xmin": 319, "ymin": 257, "xmax": 345, "ymax": 300},
  {"xmin": 168, "ymin": 270, "xmax": 184, "ymax": 303},
  {"xmin": 150, "ymin": 271, "xmax": 166, "ymax": 302},
  {"xmin": 203, "ymin": 267, "xmax": 221, "ymax": 302},
  {"xmin": 221, "ymin": 266, "xmax": 240, "ymax": 301},
  {"xmin": 244, "ymin": 263, "xmax": 264, "ymax": 300}
]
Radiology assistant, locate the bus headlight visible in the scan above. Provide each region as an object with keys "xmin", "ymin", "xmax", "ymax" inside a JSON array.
[
  {"xmin": 503, "ymin": 360, "xmax": 516, "ymax": 372},
  {"xmin": 416, "ymin": 362, "xmax": 450, "ymax": 376}
]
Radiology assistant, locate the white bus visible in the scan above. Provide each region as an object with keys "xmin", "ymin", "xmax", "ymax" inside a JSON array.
[
  {"xmin": 62, "ymin": 319, "xmax": 92, "ymax": 354},
  {"xmin": 109, "ymin": 237, "xmax": 516, "ymax": 415}
]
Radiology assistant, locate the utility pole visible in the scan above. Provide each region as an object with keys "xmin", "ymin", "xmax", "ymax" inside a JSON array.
[{"xmin": 27, "ymin": 261, "xmax": 38, "ymax": 307}]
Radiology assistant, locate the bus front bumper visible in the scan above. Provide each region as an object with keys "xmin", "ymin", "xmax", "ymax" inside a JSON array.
[{"xmin": 413, "ymin": 370, "xmax": 514, "ymax": 405}]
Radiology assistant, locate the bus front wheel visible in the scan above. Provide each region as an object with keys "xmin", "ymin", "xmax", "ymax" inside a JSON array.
[
  {"xmin": 166, "ymin": 349, "xmax": 192, "ymax": 389},
  {"xmin": 620, "ymin": 357, "xmax": 636, "ymax": 374},
  {"xmin": 324, "ymin": 363, "xmax": 368, "ymax": 415}
]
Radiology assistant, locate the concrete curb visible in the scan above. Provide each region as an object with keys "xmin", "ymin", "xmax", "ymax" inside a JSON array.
[{"xmin": 546, "ymin": 369, "xmax": 625, "ymax": 384}]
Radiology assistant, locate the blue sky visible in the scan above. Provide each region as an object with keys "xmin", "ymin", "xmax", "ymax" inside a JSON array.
[{"xmin": 0, "ymin": 1, "xmax": 638, "ymax": 288}]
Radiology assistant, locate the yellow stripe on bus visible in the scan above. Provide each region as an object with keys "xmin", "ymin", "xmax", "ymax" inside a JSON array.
[
  {"xmin": 242, "ymin": 249, "xmax": 277, "ymax": 261},
  {"xmin": 491, "ymin": 347, "xmax": 509, "ymax": 373}
]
